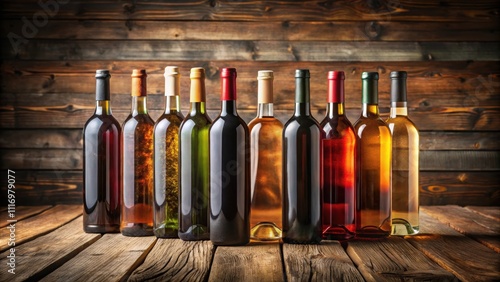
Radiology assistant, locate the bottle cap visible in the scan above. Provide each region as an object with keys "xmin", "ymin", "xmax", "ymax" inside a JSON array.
[
  {"xmin": 362, "ymin": 72, "xmax": 379, "ymax": 80},
  {"xmin": 390, "ymin": 71, "xmax": 408, "ymax": 104},
  {"xmin": 295, "ymin": 69, "xmax": 310, "ymax": 103},
  {"xmin": 327, "ymin": 71, "xmax": 344, "ymax": 103},
  {"xmin": 190, "ymin": 67, "xmax": 206, "ymax": 102},
  {"xmin": 221, "ymin": 67, "xmax": 237, "ymax": 100},
  {"xmin": 190, "ymin": 67, "xmax": 205, "ymax": 79},
  {"xmin": 257, "ymin": 70, "xmax": 273, "ymax": 103},
  {"xmin": 221, "ymin": 67, "xmax": 237, "ymax": 78},
  {"xmin": 295, "ymin": 69, "xmax": 310, "ymax": 78},
  {"xmin": 164, "ymin": 66, "xmax": 180, "ymax": 96},
  {"xmin": 361, "ymin": 72, "xmax": 379, "ymax": 104},
  {"xmin": 131, "ymin": 69, "xmax": 147, "ymax": 97},
  {"xmin": 95, "ymin": 69, "xmax": 111, "ymax": 101}
]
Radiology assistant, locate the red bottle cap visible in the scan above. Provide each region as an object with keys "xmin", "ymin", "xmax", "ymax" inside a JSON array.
[
  {"xmin": 220, "ymin": 68, "xmax": 237, "ymax": 101},
  {"xmin": 327, "ymin": 71, "xmax": 344, "ymax": 103}
]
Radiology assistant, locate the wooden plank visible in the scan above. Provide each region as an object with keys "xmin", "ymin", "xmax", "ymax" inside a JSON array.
[
  {"xmin": 41, "ymin": 234, "xmax": 156, "ymax": 282},
  {"xmin": 209, "ymin": 243, "xmax": 284, "ymax": 282},
  {"xmin": 419, "ymin": 132, "xmax": 500, "ymax": 150},
  {"xmin": 0, "ymin": 149, "xmax": 82, "ymax": 170},
  {"xmin": 3, "ymin": 40, "xmax": 500, "ymax": 62},
  {"xmin": 128, "ymin": 239, "xmax": 214, "ymax": 282},
  {"xmin": 346, "ymin": 237, "xmax": 455, "ymax": 281},
  {"xmin": 406, "ymin": 210, "xmax": 500, "ymax": 281},
  {"xmin": 422, "ymin": 205, "xmax": 500, "ymax": 252},
  {"xmin": 465, "ymin": 206, "xmax": 500, "ymax": 221},
  {"xmin": 419, "ymin": 150, "xmax": 500, "ymax": 171},
  {"xmin": 282, "ymin": 241, "xmax": 364, "ymax": 281},
  {"xmin": 3, "ymin": 19, "xmax": 499, "ymax": 42},
  {"xmin": 0, "ymin": 205, "xmax": 52, "ymax": 227},
  {"xmin": 1, "ymin": 0, "xmax": 498, "ymax": 22},
  {"xmin": 420, "ymin": 171, "xmax": 500, "ymax": 206},
  {"xmin": 0, "ymin": 217, "xmax": 101, "ymax": 282},
  {"xmin": 0, "ymin": 205, "xmax": 81, "ymax": 252}
]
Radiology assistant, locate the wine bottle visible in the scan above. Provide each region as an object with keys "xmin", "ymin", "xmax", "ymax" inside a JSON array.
[
  {"xmin": 320, "ymin": 71, "xmax": 357, "ymax": 240},
  {"xmin": 153, "ymin": 66, "xmax": 184, "ymax": 238},
  {"xmin": 121, "ymin": 69, "xmax": 155, "ymax": 236},
  {"xmin": 210, "ymin": 67, "xmax": 250, "ymax": 246},
  {"xmin": 179, "ymin": 67, "xmax": 212, "ymax": 241},
  {"xmin": 83, "ymin": 70, "xmax": 121, "ymax": 233},
  {"xmin": 386, "ymin": 71, "xmax": 419, "ymax": 235},
  {"xmin": 248, "ymin": 70, "xmax": 283, "ymax": 241},
  {"xmin": 282, "ymin": 69, "xmax": 322, "ymax": 244},
  {"xmin": 353, "ymin": 71, "xmax": 392, "ymax": 238}
]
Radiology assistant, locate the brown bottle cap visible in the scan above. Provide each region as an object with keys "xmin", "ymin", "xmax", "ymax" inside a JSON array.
[
  {"xmin": 131, "ymin": 69, "xmax": 147, "ymax": 97},
  {"xmin": 257, "ymin": 70, "xmax": 273, "ymax": 103},
  {"xmin": 164, "ymin": 66, "xmax": 180, "ymax": 96},
  {"xmin": 190, "ymin": 67, "xmax": 206, "ymax": 102}
]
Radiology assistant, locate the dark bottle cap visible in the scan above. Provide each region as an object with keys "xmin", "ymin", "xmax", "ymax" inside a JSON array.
[
  {"xmin": 361, "ymin": 71, "xmax": 379, "ymax": 104},
  {"xmin": 220, "ymin": 67, "xmax": 237, "ymax": 100},
  {"xmin": 390, "ymin": 71, "xmax": 407, "ymax": 103},
  {"xmin": 95, "ymin": 69, "xmax": 111, "ymax": 101},
  {"xmin": 295, "ymin": 69, "xmax": 310, "ymax": 103},
  {"xmin": 327, "ymin": 71, "xmax": 345, "ymax": 103},
  {"xmin": 131, "ymin": 69, "xmax": 147, "ymax": 97}
]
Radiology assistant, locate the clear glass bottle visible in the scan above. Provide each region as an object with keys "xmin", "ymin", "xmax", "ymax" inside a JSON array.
[
  {"xmin": 153, "ymin": 66, "xmax": 184, "ymax": 238},
  {"xmin": 353, "ymin": 71, "xmax": 392, "ymax": 238},
  {"xmin": 83, "ymin": 70, "xmax": 121, "ymax": 233},
  {"xmin": 386, "ymin": 71, "xmax": 419, "ymax": 235},
  {"xmin": 121, "ymin": 69, "xmax": 155, "ymax": 236},
  {"xmin": 248, "ymin": 70, "xmax": 283, "ymax": 241},
  {"xmin": 320, "ymin": 71, "xmax": 357, "ymax": 240}
]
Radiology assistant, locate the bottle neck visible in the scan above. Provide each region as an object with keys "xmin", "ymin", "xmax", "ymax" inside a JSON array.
[
  {"xmin": 390, "ymin": 102, "xmax": 408, "ymax": 117},
  {"xmin": 257, "ymin": 103, "xmax": 274, "ymax": 118},
  {"xmin": 362, "ymin": 103, "xmax": 379, "ymax": 118},
  {"xmin": 131, "ymin": 96, "xmax": 148, "ymax": 116},
  {"xmin": 95, "ymin": 100, "xmax": 112, "ymax": 115},
  {"xmin": 164, "ymin": 95, "xmax": 180, "ymax": 114},
  {"xmin": 326, "ymin": 102, "xmax": 344, "ymax": 118},
  {"xmin": 190, "ymin": 102, "xmax": 207, "ymax": 115},
  {"xmin": 221, "ymin": 100, "xmax": 238, "ymax": 116}
]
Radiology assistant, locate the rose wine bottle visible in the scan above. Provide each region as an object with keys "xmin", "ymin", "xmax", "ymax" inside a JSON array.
[
  {"xmin": 248, "ymin": 70, "xmax": 283, "ymax": 241},
  {"xmin": 210, "ymin": 67, "xmax": 250, "ymax": 246},
  {"xmin": 282, "ymin": 69, "xmax": 322, "ymax": 244},
  {"xmin": 83, "ymin": 70, "xmax": 121, "ymax": 233},
  {"xmin": 353, "ymin": 72, "xmax": 392, "ymax": 238},
  {"xmin": 320, "ymin": 71, "xmax": 357, "ymax": 240},
  {"xmin": 179, "ymin": 67, "xmax": 212, "ymax": 241},
  {"xmin": 386, "ymin": 71, "xmax": 419, "ymax": 235},
  {"xmin": 153, "ymin": 66, "xmax": 184, "ymax": 238},
  {"xmin": 121, "ymin": 69, "xmax": 155, "ymax": 236}
]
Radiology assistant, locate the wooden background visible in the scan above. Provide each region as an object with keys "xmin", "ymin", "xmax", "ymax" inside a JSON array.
[{"xmin": 0, "ymin": 0, "xmax": 499, "ymax": 206}]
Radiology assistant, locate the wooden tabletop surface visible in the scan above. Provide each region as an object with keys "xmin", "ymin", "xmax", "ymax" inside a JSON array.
[{"xmin": 0, "ymin": 205, "xmax": 498, "ymax": 281}]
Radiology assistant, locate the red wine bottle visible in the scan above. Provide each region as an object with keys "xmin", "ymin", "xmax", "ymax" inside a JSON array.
[
  {"xmin": 282, "ymin": 69, "xmax": 322, "ymax": 244},
  {"xmin": 319, "ymin": 71, "xmax": 357, "ymax": 240},
  {"xmin": 83, "ymin": 70, "xmax": 121, "ymax": 233},
  {"xmin": 210, "ymin": 67, "xmax": 250, "ymax": 246}
]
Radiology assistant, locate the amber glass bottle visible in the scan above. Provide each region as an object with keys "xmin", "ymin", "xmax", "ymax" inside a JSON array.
[
  {"xmin": 121, "ymin": 69, "xmax": 155, "ymax": 236},
  {"xmin": 386, "ymin": 71, "xmax": 419, "ymax": 235},
  {"xmin": 179, "ymin": 67, "xmax": 212, "ymax": 241},
  {"xmin": 248, "ymin": 70, "xmax": 283, "ymax": 241},
  {"xmin": 153, "ymin": 66, "xmax": 184, "ymax": 238},
  {"xmin": 83, "ymin": 70, "xmax": 121, "ymax": 233},
  {"xmin": 353, "ymin": 72, "xmax": 392, "ymax": 238},
  {"xmin": 282, "ymin": 69, "xmax": 322, "ymax": 244},
  {"xmin": 320, "ymin": 71, "xmax": 357, "ymax": 240}
]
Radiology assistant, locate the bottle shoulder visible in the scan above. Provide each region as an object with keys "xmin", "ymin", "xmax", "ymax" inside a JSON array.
[
  {"xmin": 84, "ymin": 114, "xmax": 121, "ymax": 133},
  {"xmin": 248, "ymin": 117, "xmax": 283, "ymax": 131},
  {"xmin": 386, "ymin": 116, "xmax": 419, "ymax": 130},
  {"xmin": 123, "ymin": 114, "xmax": 155, "ymax": 131},
  {"xmin": 210, "ymin": 114, "xmax": 249, "ymax": 135}
]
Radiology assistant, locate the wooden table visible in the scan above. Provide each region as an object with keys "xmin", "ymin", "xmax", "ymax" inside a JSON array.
[{"xmin": 0, "ymin": 205, "xmax": 498, "ymax": 281}]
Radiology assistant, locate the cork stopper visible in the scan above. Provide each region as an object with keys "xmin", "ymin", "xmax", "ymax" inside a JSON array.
[
  {"xmin": 190, "ymin": 67, "xmax": 206, "ymax": 102},
  {"xmin": 257, "ymin": 70, "xmax": 273, "ymax": 103},
  {"xmin": 164, "ymin": 66, "xmax": 180, "ymax": 96},
  {"xmin": 131, "ymin": 69, "xmax": 147, "ymax": 97}
]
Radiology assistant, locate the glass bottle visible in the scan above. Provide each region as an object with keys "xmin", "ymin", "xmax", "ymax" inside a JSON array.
[
  {"xmin": 353, "ymin": 71, "xmax": 392, "ymax": 238},
  {"xmin": 386, "ymin": 71, "xmax": 419, "ymax": 235},
  {"xmin": 83, "ymin": 70, "xmax": 121, "ymax": 233},
  {"xmin": 248, "ymin": 70, "xmax": 283, "ymax": 241},
  {"xmin": 179, "ymin": 67, "xmax": 212, "ymax": 241},
  {"xmin": 153, "ymin": 66, "xmax": 184, "ymax": 238},
  {"xmin": 210, "ymin": 67, "xmax": 250, "ymax": 246},
  {"xmin": 282, "ymin": 69, "xmax": 322, "ymax": 244},
  {"xmin": 121, "ymin": 69, "xmax": 155, "ymax": 236},
  {"xmin": 320, "ymin": 71, "xmax": 357, "ymax": 240}
]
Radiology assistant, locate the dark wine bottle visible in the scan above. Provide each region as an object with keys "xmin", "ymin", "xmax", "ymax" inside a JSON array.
[
  {"xmin": 83, "ymin": 70, "xmax": 121, "ymax": 233},
  {"xmin": 320, "ymin": 71, "xmax": 357, "ymax": 240},
  {"xmin": 282, "ymin": 69, "xmax": 322, "ymax": 244},
  {"xmin": 210, "ymin": 67, "xmax": 250, "ymax": 246}
]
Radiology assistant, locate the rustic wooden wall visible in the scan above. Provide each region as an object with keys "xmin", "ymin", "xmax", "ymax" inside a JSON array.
[{"xmin": 1, "ymin": 0, "xmax": 499, "ymax": 205}]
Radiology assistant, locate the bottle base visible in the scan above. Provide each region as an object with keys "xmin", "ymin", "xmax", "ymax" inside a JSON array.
[
  {"xmin": 178, "ymin": 224, "xmax": 210, "ymax": 241},
  {"xmin": 391, "ymin": 218, "xmax": 419, "ymax": 236},
  {"xmin": 84, "ymin": 224, "xmax": 120, "ymax": 234},
  {"xmin": 121, "ymin": 224, "xmax": 154, "ymax": 237},
  {"xmin": 322, "ymin": 225, "xmax": 355, "ymax": 240},
  {"xmin": 355, "ymin": 225, "xmax": 391, "ymax": 239},
  {"xmin": 250, "ymin": 222, "xmax": 282, "ymax": 241}
]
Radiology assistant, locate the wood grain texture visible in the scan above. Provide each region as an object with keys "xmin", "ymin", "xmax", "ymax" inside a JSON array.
[
  {"xmin": 209, "ymin": 243, "xmax": 284, "ymax": 282},
  {"xmin": 406, "ymin": 210, "xmax": 500, "ymax": 281},
  {"xmin": 422, "ymin": 205, "xmax": 500, "ymax": 252},
  {"xmin": 346, "ymin": 237, "xmax": 456, "ymax": 281},
  {"xmin": 465, "ymin": 206, "xmax": 500, "ymax": 221},
  {"xmin": 4, "ymin": 40, "xmax": 500, "ymax": 61},
  {"xmin": 0, "ymin": 205, "xmax": 52, "ymax": 227},
  {"xmin": 41, "ymin": 234, "xmax": 156, "ymax": 282},
  {"xmin": 0, "ymin": 217, "xmax": 100, "ymax": 282},
  {"xmin": 282, "ymin": 241, "xmax": 364, "ymax": 281},
  {"xmin": 0, "ymin": 205, "xmax": 82, "ymax": 252},
  {"xmin": 1, "ymin": 0, "xmax": 498, "ymax": 22},
  {"xmin": 128, "ymin": 239, "xmax": 214, "ymax": 282}
]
